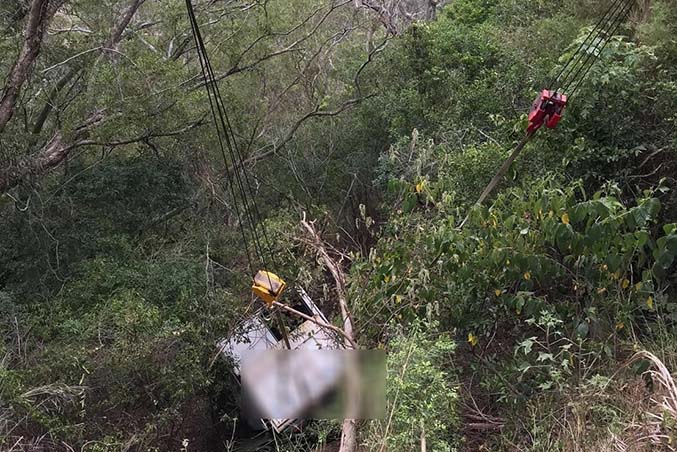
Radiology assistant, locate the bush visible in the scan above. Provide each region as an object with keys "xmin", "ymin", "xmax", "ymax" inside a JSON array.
[{"xmin": 363, "ymin": 322, "xmax": 459, "ymax": 452}]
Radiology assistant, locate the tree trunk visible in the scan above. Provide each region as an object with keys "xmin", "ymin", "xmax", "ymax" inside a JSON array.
[
  {"xmin": 0, "ymin": 0, "xmax": 52, "ymax": 132},
  {"xmin": 340, "ymin": 419, "xmax": 358, "ymax": 452},
  {"xmin": 426, "ymin": 0, "xmax": 438, "ymax": 21},
  {"xmin": 32, "ymin": 67, "xmax": 80, "ymax": 135},
  {"xmin": 105, "ymin": 0, "xmax": 146, "ymax": 51},
  {"xmin": 0, "ymin": 132, "xmax": 65, "ymax": 191}
]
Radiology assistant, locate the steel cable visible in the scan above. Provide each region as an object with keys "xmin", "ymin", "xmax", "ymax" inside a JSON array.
[
  {"xmin": 549, "ymin": 0, "xmax": 625, "ymax": 90},
  {"xmin": 560, "ymin": 0, "xmax": 634, "ymax": 95},
  {"xmin": 567, "ymin": 0, "xmax": 635, "ymax": 98},
  {"xmin": 186, "ymin": 0, "xmax": 277, "ymax": 278}
]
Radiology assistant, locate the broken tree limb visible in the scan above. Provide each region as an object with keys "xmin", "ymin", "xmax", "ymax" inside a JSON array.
[
  {"xmin": 271, "ymin": 301, "xmax": 357, "ymax": 349},
  {"xmin": 300, "ymin": 212, "xmax": 355, "ymax": 344},
  {"xmin": 300, "ymin": 212, "xmax": 358, "ymax": 452}
]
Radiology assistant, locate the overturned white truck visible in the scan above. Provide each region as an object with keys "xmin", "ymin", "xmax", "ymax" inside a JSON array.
[{"xmin": 218, "ymin": 288, "xmax": 346, "ymax": 432}]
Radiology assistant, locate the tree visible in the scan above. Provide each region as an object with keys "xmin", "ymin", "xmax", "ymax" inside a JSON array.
[{"xmin": 0, "ymin": 0, "xmax": 61, "ymax": 132}]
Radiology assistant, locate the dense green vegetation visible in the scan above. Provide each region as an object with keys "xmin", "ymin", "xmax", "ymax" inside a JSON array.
[{"xmin": 1, "ymin": 0, "xmax": 676, "ymax": 450}]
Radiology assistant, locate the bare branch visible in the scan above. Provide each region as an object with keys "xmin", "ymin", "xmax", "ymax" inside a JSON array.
[
  {"xmin": 271, "ymin": 300, "xmax": 357, "ymax": 349},
  {"xmin": 232, "ymin": 22, "xmax": 386, "ymax": 170},
  {"xmin": 354, "ymin": 0, "xmax": 442, "ymax": 34},
  {"xmin": 299, "ymin": 213, "xmax": 355, "ymax": 342},
  {"xmin": 242, "ymin": 25, "xmax": 361, "ymax": 154},
  {"xmin": 40, "ymin": 47, "xmax": 103, "ymax": 74},
  {"xmin": 355, "ymin": 35, "xmax": 390, "ymax": 97},
  {"xmin": 355, "ymin": 0, "xmax": 400, "ymax": 35},
  {"xmin": 73, "ymin": 115, "xmax": 208, "ymax": 149},
  {"xmin": 193, "ymin": 1, "xmax": 351, "ymax": 87},
  {"xmin": 299, "ymin": 213, "xmax": 357, "ymax": 452},
  {"xmin": 241, "ymin": 96, "xmax": 369, "ymax": 169},
  {"xmin": 1, "ymin": 115, "xmax": 205, "ymax": 193}
]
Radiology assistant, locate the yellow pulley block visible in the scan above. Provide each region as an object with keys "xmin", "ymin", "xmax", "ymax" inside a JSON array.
[{"xmin": 252, "ymin": 270, "xmax": 287, "ymax": 306}]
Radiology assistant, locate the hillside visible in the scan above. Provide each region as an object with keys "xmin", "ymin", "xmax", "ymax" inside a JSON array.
[{"xmin": 1, "ymin": 0, "xmax": 676, "ymax": 451}]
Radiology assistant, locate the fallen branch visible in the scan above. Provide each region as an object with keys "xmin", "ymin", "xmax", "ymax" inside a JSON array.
[
  {"xmin": 300, "ymin": 212, "xmax": 358, "ymax": 452},
  {"xmin": 465, "ymin": 422, "xmax": 504, "ymax": 432},
  {"xmin": 271, "ymin": 301, "xmax": 357, "ymax": 349},
  {"xmin": 300, "ymin": 212, "xmax": 354, "ymax": 343}
]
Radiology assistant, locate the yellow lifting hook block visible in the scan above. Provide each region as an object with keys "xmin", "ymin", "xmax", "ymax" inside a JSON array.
[{"xmin": 252, "ymin": 270, "xmax": 287, "ymax": 307}]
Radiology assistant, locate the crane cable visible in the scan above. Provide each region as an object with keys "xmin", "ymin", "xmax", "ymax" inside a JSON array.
[
  {"xmin": 185, "ymin": 0, "xmax": 278, "ymax": 280},
  {"xmin": 566, "ymin": 0, "xmax": 635, "ymax": 98},
  {"xmin": 460, "ymin": 0, "xmax": 636, "ymax": 227},
  {"xmin": 548, "ymin": 0, "xmax": 624, "ymax": 89},
  {"xmin": 549, "ymin": 0, "xmax": 635, "ymax": 98},
  {"xmin": 186, "ymin": 0, "xmax": 293, "ymax": 349}
]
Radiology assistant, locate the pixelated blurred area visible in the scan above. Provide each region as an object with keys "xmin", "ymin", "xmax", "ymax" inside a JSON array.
[
  {"xmin": 242, "ymin": 349, "xmax": 385, "ymax": 420},
  {"xmin": 217, "ymin": 288, "xmax": 384, "ymax": 432}
]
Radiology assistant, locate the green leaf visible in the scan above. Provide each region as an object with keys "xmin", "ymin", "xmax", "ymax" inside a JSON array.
[
  {"xmin": 663, "ymin": 224, "xmax": 677, "ymax": 235},
  {"xmin": 402, "ymin": 194, "xmax": 417, "ymax": 213},
  {"xmin": 517, "ymin": 336, "xmax": 537, "ymax": 356},
  {"xmin": 576, "ymin": 322, "xmax": 589, "ymax": 338},
  {"xmin": 537, "ymin": 352, "xmax": 554, "ymax": 362}
]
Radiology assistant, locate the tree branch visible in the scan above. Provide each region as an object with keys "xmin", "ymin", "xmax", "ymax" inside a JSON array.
[
  {"xmin": 73, "ymin": 115, "xmax": 207, "ymax": 148},
  {"xmin": 105, "ymin": 0, "xmax": 146, "ymax": 51},
  {"xmin": 233, "ymin": 23, "xmax": 385, "ymax": 170},
  {"xmin": 32, "ymin": 67, "xmax": 81, "ymax": 135},
  {"xmin": 299, "ymin": 213, "xmax": 358, "ymax": 452},
  {"xmin": 40, "ymin": 47, "xmax": 103, "ymax": 74},
  {"xmin": 190, "ymin": 0, "xmax": 351, "ymax": 88},
  {"xmin": 32, "ymin": 0, "xmax": 146, "ymax": 135},
  {"xmin": 240, "ymin": 96, "xmax": 369, "ymax": 169},
  {"xmin": 1, "ymin": 114, "xmax": 205, "ymax": 193},
  {"xmin": 355, "ymin": 0, "xmax": 400, "ymax": 35},
  {"xmin": 354, "ymin": 0, "xmax": 442, "ymax": 35},
  {"xmin": 0, "ymin": 131, "xmax": 66, "ymax": 191}
]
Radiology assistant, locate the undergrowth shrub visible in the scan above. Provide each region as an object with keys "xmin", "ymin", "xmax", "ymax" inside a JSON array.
[
  {"xmin": 353, "ymin": 177, "xmax": 676, "ymax": 407},
  {"xmin": 364, "ymin": 322, "xmax": 459, "ymax": 452}
]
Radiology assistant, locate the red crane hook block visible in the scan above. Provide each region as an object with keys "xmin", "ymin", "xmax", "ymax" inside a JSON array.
[{"xmin": 527, "ymin": 89, "xmax": 568, "ymax": 134}]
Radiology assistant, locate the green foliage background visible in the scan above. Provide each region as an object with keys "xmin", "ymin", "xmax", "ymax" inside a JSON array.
[{"xmin": 1, "ymin": 0, "xmax": 676, "ymax": 450}]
